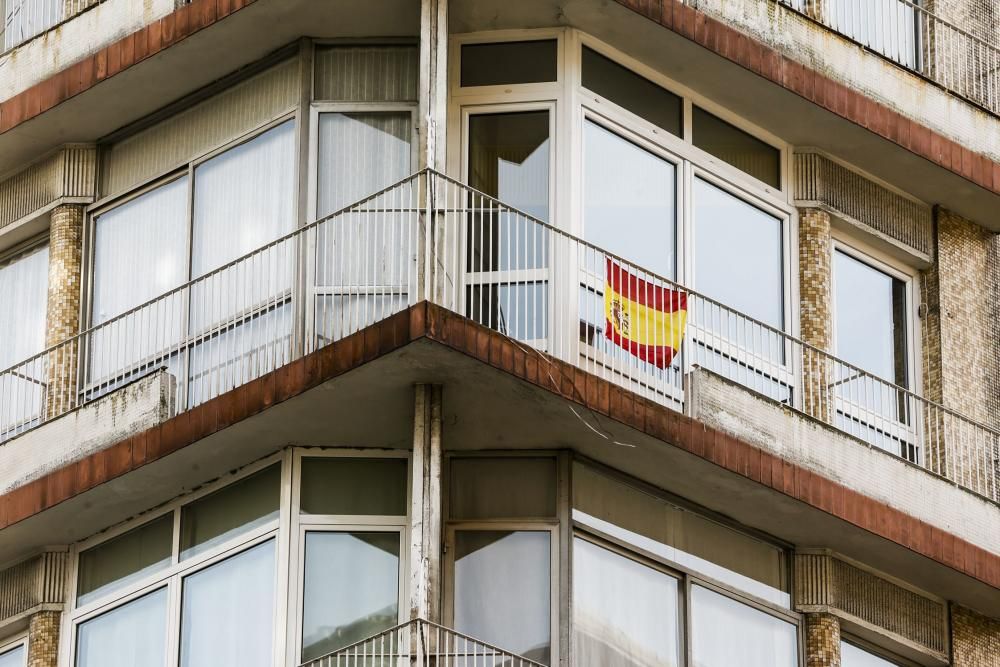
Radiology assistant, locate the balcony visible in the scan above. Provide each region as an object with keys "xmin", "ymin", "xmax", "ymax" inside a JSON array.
[
  {"xmin": 300, "ymin": 618, "xmax": 546, "ymax": 667},
  {"xmin": 687, "ymin": 0, "xmax": 1000, "ymax": 116},
  {"xmin": 1, "ymin": 0, "xmax": 100, "ymax": 52},
  {"xmin": 1, "ymin": 170, "xmax": 997, "ymax": 503}
]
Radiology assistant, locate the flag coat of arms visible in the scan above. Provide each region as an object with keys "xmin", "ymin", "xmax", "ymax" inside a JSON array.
[{"xmin": 604, "ymin": 259, "xmax": 688, "ymax": 369}]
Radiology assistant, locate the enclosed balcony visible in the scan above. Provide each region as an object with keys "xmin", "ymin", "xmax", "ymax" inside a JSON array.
[{"xmin": 1, "ymin": 168, "xmax": 997, "ymax": 504}]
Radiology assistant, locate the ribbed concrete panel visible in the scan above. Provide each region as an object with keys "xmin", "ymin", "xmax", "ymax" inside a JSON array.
[
  {"xmin": 794, "ymin": 151, "xmax": 933, "ymax": 259},
  {"xmin": 101, "ymin": 57, "xmax": 299, "ymax": 197},
  {"xmin": 314, "ymin": 44, "xmax": 419, "ymax": 102},
  {"xmin": 795, "ymin": 551, "xmax": 947, "ymax": 660},
  {"xmin": 0, "ymin": 550, "xmax": 67, "ymax": 624},
  {"xmin": 0, "ymin": 146, "xmax": 97, "ymax": 233}
]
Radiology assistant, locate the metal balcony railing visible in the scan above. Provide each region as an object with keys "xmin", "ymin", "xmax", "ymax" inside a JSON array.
[
  {"xmin": 687, "ymin": 0, "xmax": 1000, "ymax": 116},
  {"xmin": 1, "ymin": 170, "xmax": 997, "ymax": 503},
  {"xmin": 299, "ymin": 618, "xmax": 547, "ymax": 667},
  {"xmin": 1, "ymin": 0, "xmax": 103, "ymax": 53}
]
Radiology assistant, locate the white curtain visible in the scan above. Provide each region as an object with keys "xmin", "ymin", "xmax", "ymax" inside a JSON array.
[
  {"xmin": 0, "ymin": 244, "xmax": 49, "ymax": 433},
  {"xmin": 75, "ymin": 588, "xmax": 167, "ymax": 667},
  {"xmin": 690, "ymin": 585, "xmax": 797, "ymax": 667},
  {"xmin": 180, "ymin": 540, "xmax": 276, "ymax": 667}
]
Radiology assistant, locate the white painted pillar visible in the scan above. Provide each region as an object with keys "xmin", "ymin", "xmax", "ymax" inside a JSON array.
[{"xmin": 409, "ymin": 383, "xmax": 443, "ymax": 622}]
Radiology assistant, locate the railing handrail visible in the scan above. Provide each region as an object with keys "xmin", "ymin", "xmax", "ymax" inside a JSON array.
[{"xmin": 297, "ymin": 617, "xmax": 549, "ymax": 667}]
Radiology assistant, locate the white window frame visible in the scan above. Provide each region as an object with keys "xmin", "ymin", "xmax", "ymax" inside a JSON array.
[
  {"xmin": 82, "ymin": 113, "xmax": 300, "ymax": 410},
  {"xmin": 458, "ymin": 100, "xmax": 558, "ymax": 351},
  {"xmin": 303, "ymin": 102, "xmax": 420, "ymax": 352},
  {"xmin": 0, "ymin": 634, "xmax": 28, "ymax": 667},
  {"xmin": 830, "ymin": 234, "xmax": 920, "ymax": 460},
  {"xmin": 285, "ymin": 449, "xmax": 411, "ymax": 667},
  {"xmin": 60, "ymin": 451, "xmax": 294, "ymax": 667}
]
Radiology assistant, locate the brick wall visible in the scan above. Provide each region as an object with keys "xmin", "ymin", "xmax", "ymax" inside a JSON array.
[
  {"xmin": 952, "ymin": 605, "xmax": 1000, "ymax": 667},
  {"xmin": 26, "ymin": 611, "xmax": 59, "ymax": 667},
  {"xmin": 44, "ymin": 204, "xmax": 84, "ymax": 418},
  {"xmin": 806, "ymin": 613, "xmax": 841, "ymax": 667}
]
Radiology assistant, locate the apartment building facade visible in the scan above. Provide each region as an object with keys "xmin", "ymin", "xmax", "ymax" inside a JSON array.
[{"xmin": 0, "ymin": 0, "xmax": 998, "ymax": 666}]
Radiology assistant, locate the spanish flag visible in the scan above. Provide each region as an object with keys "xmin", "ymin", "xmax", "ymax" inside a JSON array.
[{"xmin": 604, "ymin": 259, "xmax": 688, "ymax": 369}]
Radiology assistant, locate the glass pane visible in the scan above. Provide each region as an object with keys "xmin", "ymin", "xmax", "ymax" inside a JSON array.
[
  {"xmin": 581, "ymin": 47, "xmax": 682, "ymax": 137},
  {"xmin": 468, "ymin": 112, "xmax": 550, "ymax": 221},
  {"xmin": 692, "ymin": 108, "xmax": 780, "ymax": 188},
  {"xmin": 693, "ymin": 178, "xmax": 783, "ymax": 330},
  {"xmin": 2, "ymin": 0, "xmax": 62, "ymax": 50},
  {"xmin": 75, "ymin": 588, "xmax": 167, "ymax": 667},
  {"xmin": 834, "ymin": 250, "xmax": 907, "ymax": 386},
  {"xmin": 317, "ymin": 112, "xmax": 411, "ymax": 216},
  {"xmin": 180, "ymin": 465, "xmax": 281, "ymax": 561},
  {"xmin": 300, "ymin": 457, "xmax": 408, "ymax": 516},
  {"xmin": 454, "ymin": 531, "xmax": 551, "ymax": 664},
  {"xmin": 92, "ymin": 178, "xmax": 189, "ymax": 325},
  {"xmin": 465, "ymin": 282, "xmax": 548, "ymax": 341},
  {"xmin": 842, "ymin": 642, "xmax": 898, "ymax": 667},
  {"xmin": 690, "ymin": 585, "xmax": 797, "ymax": 667},
  {"xmin": 572, "ymin": 463, "xmax": 789, "ymax": 606},
  {"xmin": 314, "ymin": 45, "xmax": 419, "ymax": 102},
  {"xmin": 180, "ymin": 541, "xmax": 276, "ymax": 667},
  {"xmin": 0, "ymin": 645, "xmax": 25, "ymax": 667},
  {"xmin": 77, "ymin": 514, "xmax": 173, "ymax": 607},
  {"xmin": 825, "ymin": 0, "xmax": 918, "ymax": 69},
  {"xmin": 0, "ymin": 244, "xmax": 50, "ymax": 437},
  {"xmin": 450, "ymin": 457, "xmax": 557, "ymax": 519},
  {"xmin": 584, "ymin": 121, "xmax": 676, "ymax": 278},
  {"xmin": 301, "ymin": 532, "xmax": 400, "ymax": 661},
  {"xmin": 573, "ymin": 538, "xmax": 680, "ymax": 667},
  {"xmin": 461, "ymin": 41, "xmax": 558, "ymax": 87}
]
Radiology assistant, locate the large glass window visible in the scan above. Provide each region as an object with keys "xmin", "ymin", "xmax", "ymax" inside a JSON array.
[
  {"xmin": 301, "ymin": 532, "xmax": 400, "ymax": 660},
  {"xmin": 0, "ymin": 243, "xmax": 50, "ymax": 438},
  {"xmin": 450, "ymin": 457, "xmax": 557, "ymax": 519},
  {"xmin": 179, "ymin": 541, "xmax": 276, "ymax": 667},
  {"xmin": 300, "ymin": 457, "xmax": 408, "ymax": 516},
  {"xmin": 76, "ymin": 514, "xmax": 173, "ymax": 607},
  {"xmin": 690, "ymin": 585, "xmax": 798, "ymax": 667},
  {"xmin": 453, "ymin": 530, "xmax": 552, "ymax": 664},
  {"xmin": 0, "ymin": 643, "xmax": 25, "ymax": 667},
  {"xmin": 461, "ymin": 41, "xmax": 558, "ymax": 87},
  {"xmin": 573, "ymin": 538, "xmax": 680, "ymax": 667},
  {"xmin": 75, "ymin": 589, "xmax": 167, "ymax": 667},
  {"xmin": 88, "ymin": 121, "xmax": 296, "ymax": 406},
  {"xmin": 581, "ymin": 47, "xmax": 682, "ymax": 137},
  {"xmin": 692, "ymin": 108, "xmax": 781, "ymax": 188},
  {"xmin": 841, "ymin": 641, "xmax": 900, "ymax": 666}
]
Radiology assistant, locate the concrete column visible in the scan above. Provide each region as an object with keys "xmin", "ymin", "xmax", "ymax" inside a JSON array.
[
  {"xmin": 26, "ymin": 610, "xmax": 60, "ymax": 667},
  {"xmin": 798, "ymin": 208, "xmax": 833, "ymax": 423},
  {"xmin": 418, "ymin": 0, "xmax": 448, "ymax": 172},
  {"xmin": 805, "ymin": 613, "xmax": 841, "ymax": 667},
  {"xmin": 44, "ymin": 204, "xmax": 84, "ymax": 419},
  {"xmin": 409, "ymin": 384, "xmax": 443, "ymax": 622}
]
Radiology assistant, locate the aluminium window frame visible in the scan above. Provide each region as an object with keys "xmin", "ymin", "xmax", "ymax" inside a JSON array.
[
  {"xmin": 81, "ymin": 112, "xmax": 300, "ymax": 410},
  {"xmin": 829, "ymin": 234, "xmax": 921, "ymax": 461},
  {"xmin": 59, "ymin": 451, "xmax": 293, "ymax": 667},
  {"xmin": 285, "ymin": 448, "xmax": 412, "ymax": 667},
  {"xmin": 303, "ymin": 102, "xmax": 420, "ymax": 352}
]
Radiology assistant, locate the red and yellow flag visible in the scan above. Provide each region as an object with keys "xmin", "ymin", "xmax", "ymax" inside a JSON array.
[{"xmin": 604, "ymin": 259, "xmax": 688, "ymax": 369}]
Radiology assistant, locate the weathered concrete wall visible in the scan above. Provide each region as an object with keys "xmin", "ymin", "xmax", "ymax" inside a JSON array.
[
  {"xmin": 0, "ymin": 370, "xmax": 176, "ymax": 494},
  {"xmin": 0, "ymin": 0, "xmax": 176, "ymax": 103},
  {"xmin": 685, "ymin": 368, "xmax": 1000, "ymax": 556}
]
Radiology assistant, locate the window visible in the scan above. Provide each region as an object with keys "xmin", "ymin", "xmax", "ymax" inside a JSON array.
[
  {"xmin": 295, "ymin": 455, "xmax": 408, "ymax": 662},
  {"xmin": 88, "ymin": 121, "xmax": 297, "ymax": 407},
  {"xmin": 692, "ymin": 107, "xmax": 781, "ymax": 188},
  {"xmin": 461, "ymin": 41, "xmax": 558, "ymax": 87},
  {"xmin": 832, "ymin": 247, "xmax": 914, "ymax": 457},
  {"xmin": 2, "ymin": 0, "xmax": 62, "ymax": 51},
  {"xmin": 0, "ymin": 641, "xmax": 26, "ymax": 667},
  {"xmin": 841, "ymin": 641, "xmax": 902, "ymax": 666},
  {"xmin": 690, "ymin": 585, "xmax": 798, "ymax": 667},
  {"xmin": 581, "ymin": 46, "xmax": 682, "ymax": 137},
  {"xmin": 450, "ymin": 456, "xmax": 557, "ymax": 519},
  {"xmin": 0, "ymin": 242, "xmax": 49, "ymax": 438},
  {"xmin": 71, "ymin": 462, "xmax": 283, "ymax": 667},
  {"xmin": 465, "ymin": 110, "xmax": 552, "ymax": 343},
  {"xmin": 573, "ymin": 538, "xmax": 681, "ymax": 667},
  {"xmin": 453, "ymin": 530, "xmax": 552, "ymax": 663}
]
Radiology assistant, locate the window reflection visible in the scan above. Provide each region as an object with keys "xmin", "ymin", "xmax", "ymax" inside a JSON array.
[
  {"xmin": 454, "ymin": 530, "xmax": 551, "ymax": 664},
  {"xmin": 301, "ymin": 532, "xmax": 400, "ymax": 661},
  {"xmin": 573, "ymin": 538, "xmax": 680, "ymax": 667},
  {"xmin": 690, "ymin": 585, "xmax": 797, "ymax": 667}
]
